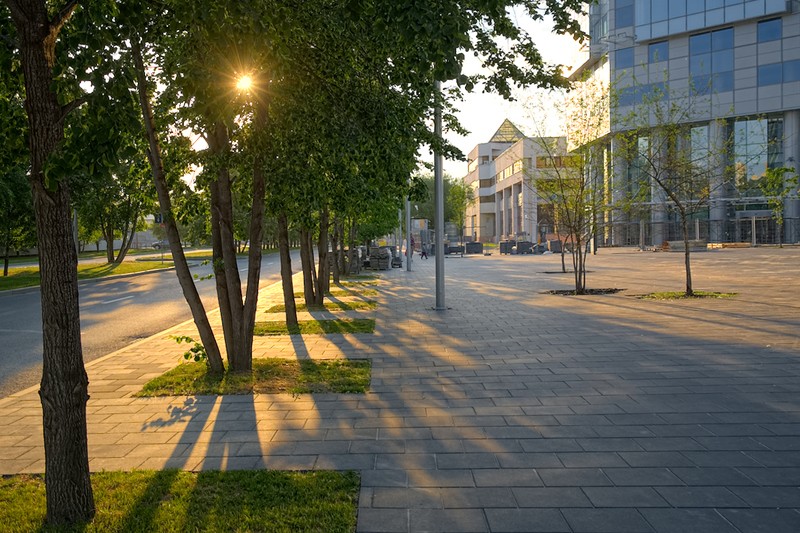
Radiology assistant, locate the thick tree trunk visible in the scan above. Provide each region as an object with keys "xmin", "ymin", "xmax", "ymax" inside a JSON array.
[
  {"xmin": 278, "ymin": 212, "xmax": 298, "ymax": 327},
  {"xmin": 133, "ymin": 39, "xmax": 224, "ymax": 373},
  {"xmin": 6, "ymin": 1, "xmax": 95, "ymax": 523},
  {"xmin": 103, "ymin": 219, "xmax": 114, "ymax": 263},
  {"xmin": 300, "ymin": 226, "xmax": 315, "ymax": 307}
]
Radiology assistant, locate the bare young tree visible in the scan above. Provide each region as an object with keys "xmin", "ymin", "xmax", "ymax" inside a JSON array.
[
  {"xmin": 527, "ymin": 77, "xmax": 609, "ymax": 294},
  {"xmin": 615, "ymin": 83, "xmax": 729, "ymax": 296}
]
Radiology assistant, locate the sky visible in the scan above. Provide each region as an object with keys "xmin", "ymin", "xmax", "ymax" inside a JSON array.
[{"xmin": 440, "ymin": 14, "xmax": 585, "ymax": 179}]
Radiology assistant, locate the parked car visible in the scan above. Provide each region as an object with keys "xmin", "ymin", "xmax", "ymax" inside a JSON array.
[{"xmin": 151, "ymin": 240, "xmax": 167, "ymax": 250}]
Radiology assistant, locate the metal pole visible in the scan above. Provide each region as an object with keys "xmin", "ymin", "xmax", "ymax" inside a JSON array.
[
  {"xmin": 434, "ymin": 80, "xmax": 445, "ymax": 310},
  {"xmin": 406, "ymin": 195, "xmax": 412, "ymax": 271}
]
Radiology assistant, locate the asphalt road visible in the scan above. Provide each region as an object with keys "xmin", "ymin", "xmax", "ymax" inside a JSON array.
[{"xmin": 0, "ymin": 251, "xmax": 299, "ymax": 397}]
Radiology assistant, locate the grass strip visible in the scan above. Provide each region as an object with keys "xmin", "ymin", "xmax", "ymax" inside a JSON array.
[
  {"xmin": 0, "ymin": 470, "xmax": 359, "ymax": 532},
  {"xmin": 335, "ymin": 281, "xmax": 379, "ymax": 287},
  {"xmin": 254, "ymin": 318, "xmax": 375, "ymax": 336},
  {"xmin": 293, "ymin": 289, "xmax": 378, "ymax": 298},
  {"xmin": 266, "ymin": 301, "xmax": 377, "ymax": 313},
  {"xmin": 639, "ymin": 290, "xmax": 737, "ymax": 300},
  {"xmin": 0, "ymin": 261, "xmax": 173, "ymax": 292},
  {"xmin": 137, "ymin": 358, "xmax": 371, "ymax": 395}
]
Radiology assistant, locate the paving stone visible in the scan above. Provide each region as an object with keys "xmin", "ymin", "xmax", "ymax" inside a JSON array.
[
  {"xmin": 654, "ymin": 486, "xmax": 746, "ymax": 507},
  {"xmin": 409, "ymin": 509, "xmax": 488, "ymax": 532},
  {"xmin": 356, "ymin": 509, "xmax": 408, "ymax": 533},
  {"xmin": 583, "ymin": 487, "xmax": 669, "ymax": 507},
  {"xmin": 512, "ymin": 487, "xmax": 592, "ymax": 508},
  {"xmin": 640, "ymin": 508, "xmax": 740, "ymax": 533},
  {"xmin": 537, "ymin": 468, "xmax": 613, "ymax": 487},
  {"xmin": 484, "ymin": 509, "xmax": 570, "ymax": 532},
  {"xmin": 718, "ymin": 509, "xmax": 800, "ymax": 533},
  {"xmin": 562, "ymin": 508, "xmax": 654, "ymax": 532}
]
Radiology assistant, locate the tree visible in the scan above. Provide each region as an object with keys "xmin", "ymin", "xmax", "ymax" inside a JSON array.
[
  {"xmin": 756, "ymin": 167, "xmax": 798, "ymax": 248},
  {"xmin": 527, "ymin": 76, "xmax": 608, "ymax": 293},
  {"xmin": 2, "ymin": 0, "xmax": 95, "ymax": 523},
  {"xmin": 447, "ymin": 181, "xmax": 475, "ymax": 252},
  {"xmin": 615, "ymin": 83, "xmax": 727, "ymax": 296}
]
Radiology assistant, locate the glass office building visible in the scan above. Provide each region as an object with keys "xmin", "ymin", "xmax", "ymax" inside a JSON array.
[{"xmin": 579, "ymin": 0, "xmax": 800, "ymax": 245}]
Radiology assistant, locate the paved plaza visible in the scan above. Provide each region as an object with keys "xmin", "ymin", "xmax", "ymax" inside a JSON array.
[{"xmin": 1, "ymin": 247, "xmax": 800, "ymax": 532}]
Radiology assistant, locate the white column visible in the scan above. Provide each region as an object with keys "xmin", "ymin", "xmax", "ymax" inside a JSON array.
[{"xmin": 709, "ymin": 119, "xmax": 728, "ymax": 243}]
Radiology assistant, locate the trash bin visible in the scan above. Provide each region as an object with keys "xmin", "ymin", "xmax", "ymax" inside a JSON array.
[
  {"xmin": 499, "ymin": 240, "xmax": 516, "ymax": 255},
  {"xmin": 548, "ymin": 240, "xmax": 562, "ymax": 253},
  {"xmin": 465, "ymin": 242, "xmax": 483, "ymax": 254},
  {"xmin": 516, "ymin": 241, "xmax": 534, "ymax": 254}
]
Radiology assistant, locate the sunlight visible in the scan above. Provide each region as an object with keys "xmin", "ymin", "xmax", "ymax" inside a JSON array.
[{"xmin": 236, "ymin": 74, "xmax": 254, "ymax": 92}]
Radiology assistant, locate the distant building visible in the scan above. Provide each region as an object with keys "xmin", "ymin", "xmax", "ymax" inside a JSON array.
[{"xmin": 462, "ymin": 120, "xmax": 567, "ymax": 243}]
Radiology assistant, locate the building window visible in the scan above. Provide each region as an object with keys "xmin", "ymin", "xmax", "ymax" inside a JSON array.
[
  {"xmin": 757, "ymin": 18, "xmax": 782, "ymax": 42},
  {"xmin": 732, "ymin": 117, "xmax": 784, "ymax": 195},
  {"xmin": 785, "ymin": 60, "xmax": 800, "ymax": 83},
  {"xmin": 616, "ymin": 47, "xmax": 634, "ymax": 69},
  {"xmin": 648, "ymin": 41, "xmax": 668, "ymax": 63},
  {"xmin": 758, "ymin": 63, "xmax": 782, "ymax": 86},
  {"xmin": 689, "ymin": 27, "xmax": 734, "ymax": 94},
  {"xmin": 616, "ymin": 0, "xmax": 634, "ymax": 27}
]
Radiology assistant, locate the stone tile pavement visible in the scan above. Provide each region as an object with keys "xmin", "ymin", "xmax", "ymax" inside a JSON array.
[{"xmin": 2, "ymin": 247, "xmax": 800, "ymax": 532}]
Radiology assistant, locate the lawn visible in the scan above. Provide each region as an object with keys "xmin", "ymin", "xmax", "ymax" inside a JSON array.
[
  {"xmin": 266, "ymin": 301, "xmax": 377, "ymax": 313},
  {"xmin": 253, "ymin": 319, "xmax": 375, "ymax": 336},
  {"xmin": 0, "ymin": 261, "xmax": 174, "ymax": 292},
  {"xmin": 137, "ymin": 358, "xmax": 371, "ymax": 396},
  {"xmin": 0, "ymin": 470, "xmax": 359, "ymax": 532}
]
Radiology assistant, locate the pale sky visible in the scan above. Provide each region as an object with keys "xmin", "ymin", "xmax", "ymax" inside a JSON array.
[{"xmin": 441, "ymin": 14, "xmax": 585, "ymax": 179}]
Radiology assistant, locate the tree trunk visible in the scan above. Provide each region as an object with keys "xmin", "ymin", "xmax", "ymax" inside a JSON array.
[
  {"xmin": 331, "ymin": 217, "xmax": 340, "ymax": 285},
  {"xmin": 237, "ymin": 102, "xmax": 269, "ymax": 372},
  {"xmin": 133, "ymin": 39, "xmax": 224, "ymax": 373},
  {"xmin": 278, "ymin": 212, "xmax": 298, "ymax": 327},
  {"xmin": 208, "ymin": 121, "xmax": 247, "ymax": 370},
  {"xmin": 103, "ymin": 218, "xmax": 114, "ymax": 263},
  {"xmin": 114, "ymin": 209, "xmax": 137, "ymax": 264},
  {"xmin": 681, "ymin": 212, "xmax": 693, "ymax": 296},
  {"xmin": 315, "ymin": 205, "xmax": 330, "ymax": 306},
  {"xmin": 778, "ymin": 221, "xmax": 783, "ymax": 248},
  {"xmin": 3, "ymin": 216, "xmax": 10, "ymax": 277},
  {"xmin": 6, "ymin": 1, "xmax": 95, "ymax": 523},
  {"xmin": 300, "ymin": 226, "xmax": 316, "ymax": 306},
  {"xmin": 210, "ymin": 180, "xmax": 235, "ymax": 361}
]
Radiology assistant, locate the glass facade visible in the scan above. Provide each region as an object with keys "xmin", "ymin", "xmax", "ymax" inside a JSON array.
[
  {"xmin": 689, "ymin": 27, "xmax": 734, "ymax": 94},
  {"xmin": 633, "ymin": 0, "xmax": 788, "ymax": 40},
  {"xmin": 757, "ymin": 17, "xmax": 782, "ymax": 42},
  {"xmin": 731, "ymin": 117, "xmax": 784, "ymax": 196},
  {"xmin": 648, "ymin": 41, "xmax": 668, "ymax": 63}
]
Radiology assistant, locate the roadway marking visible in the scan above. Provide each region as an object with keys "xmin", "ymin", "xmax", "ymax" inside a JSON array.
[
  {"xmin": 239, "ymin": 268, "xmax": 248, "ymax": 272},
  {"xmin": 0, "ymin": 328, "xmax": 40, "ymax": 334},
  {"xmin": 101, "ymin": 296, "xmax": 134, "ymax": 305}
]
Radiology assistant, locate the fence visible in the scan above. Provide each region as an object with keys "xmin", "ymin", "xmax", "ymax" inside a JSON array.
[{"xmin": 596, "ymin": 217, "xmax": 800, "ymax": 248}]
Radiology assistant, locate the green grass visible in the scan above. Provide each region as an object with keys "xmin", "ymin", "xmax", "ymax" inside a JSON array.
[
  {"xmin": 0, "ymin": 470, "xmax": 359, "ymax": 532},
  {"xmin": 137, "ymin": 358, "xmax": 371, "ymax": 395},
  {"xmin": 254, "ymin": 318, "xmax": 375, "ymax": 336},
  {"xmin": 0, "ymin": 261, "xmax": 173, "ymax": 291},
  {"xmin": 266, "ymin": 301, "xmax": 377, "ymax": 313},
  {"xmin": 335, "ymin": 281, "xmax": 379, "ymax": 287},
  {"xmin": 293, "ymin": 289, "xmax": 378, "ymax": 298},
  {"xmin": 639, "ymin": 290, "xmax": 737, "ymax": 300}
]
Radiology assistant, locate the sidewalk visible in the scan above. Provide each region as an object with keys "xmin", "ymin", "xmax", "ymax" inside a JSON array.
[{"xmin": 2, "ymin": 247, "xmax": 800, "ymax": 532}]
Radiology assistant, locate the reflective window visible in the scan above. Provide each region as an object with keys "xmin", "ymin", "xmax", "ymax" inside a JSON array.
[
  {"xmin": 757, "ymin": 18, "xmax": 782, "ymax": 42},
  {"xmin": 690, "ymin": 32, "xmax": 711, "ymax": 54},
  {"xmin": 616, "ymin": 0, "xmax": 634, "ymax": 27},
  {"xmin": 758, "ymin": 63, "xmax": 783, "ymax": 86},
  {"xmin": 649, "ymin": 41, "xmax": 669, "ymax": 63},
  {"xmin": 616, "ymin": 47, "xmax": 634, "ymax": 69},
  {"xmin": 690, "ymin": 28, "xmax": 734, "ymax": 93},
  {"xmin": 652, "ymin": 0, "xmax": 668, "ymax": 21},
  {"xmin": 732, "ymin": 118, "xmax": 784, "ymax": 195},
  {"xmin": 669, "ymin": 0, "xmax": 686, "ymax": 17},
  {"xmin": 785, "ymin": 60, "xmax": 800, "ymax": 83}
]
